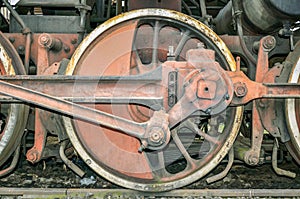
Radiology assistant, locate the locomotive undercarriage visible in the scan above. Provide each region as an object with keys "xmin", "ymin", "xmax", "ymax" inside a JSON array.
[{"xmin": 0, "ymin": 0, "xmax": 299, "ymax": 192}]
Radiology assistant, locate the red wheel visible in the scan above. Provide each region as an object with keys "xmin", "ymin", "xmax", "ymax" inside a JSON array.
[{"xmin": 64, "ymin": 9, "xmax": 242, "ymax": 191}]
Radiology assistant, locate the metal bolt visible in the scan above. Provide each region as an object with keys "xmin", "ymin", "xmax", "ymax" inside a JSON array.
[
  {"xmin": 29, "ymin": 66, "xmax": 36, "ymax": 75},
  {"xmin": 71, "ymin": 38, "xmax": 78, "ymax": 45},
  {"xmin": 18, "ymin": 45, "xmax": 25, "ymax": 52},
  {"xmin": 252, "ymin": 41, "xmax": 260, "ymax": 52},
  {"xmin": 8, "ymin": 37, "xmax": 15, "ymax": 43},
  {"xmin": 27, "ymin": 153, "xmax": 37, "ymax": 162},
  {"xmin": 234, "ymin": 82, "xmax": 248, "ymax": 98},
  {"xmin": 138, "ymin": 140, "xmax": 148, "ymax": 153},
  {"xmin": 258, "ymin": 98, "xmax": 268, "ymax": 108},
  {"xmin": 149, "ymin": 127, "xmax": 164, "ymax": 144},
  {"xmin": 39, "ymin": 34, "xmax": 62, "ymax": 51},
  {"xmin": 248, "ymin": 156, "xmax": 259, "ymax": 165},
  {"xmin": 86, "ymin": 159, "xmax": 92, "ymax": 165},
  {"xmin": 151, "ymin": 133, "xmax": 160, "ymax": 142},
  {"xmin": 64, "ymin": 46, "xmax": 70, "ymax": 53},
  {"xmin": 224, "ymin": 93, "xmax": 230, "ymax": 100},
  {"xmin": 27, "ymin": 151, "xmax": 38, "ymax": 163},
  {"xmin": 40, "ymin": 34, "xmax": 51, "ymax": 46},
  {"xmin": 263, "ymin": 36, "xmax": 276, "ymax": 50}
]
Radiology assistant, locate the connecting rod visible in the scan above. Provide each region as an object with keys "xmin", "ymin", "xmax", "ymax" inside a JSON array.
[{"xmin": 0, "ymin": 78, "xmax": 147, "ymax": 139}]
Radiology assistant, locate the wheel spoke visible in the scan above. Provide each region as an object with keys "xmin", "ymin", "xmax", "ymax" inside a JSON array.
[
  {"xmin": 185, "ymin": 119, "xmax": 218, "ymax": 145},
  {"xmin": 145, "ymin": 151, "xmax": 170, "ymax": 180},
  {"xmin": 152, "ymin": 20, "xmax": 160, "ymax": 65},
  {"xmin": 198, "ymin": 129, "xmax": 219, "ymax": 145},
  {"xmin": 155, "ymin": 151, "xmax": 170, "ymax": 178},
  {"xmin": 174, "ymin": 30, "xmax": 191, "ymax": 60},
  {"xmin": 172, "ymin": 131, "xmax": 196, "ymax": 169},
  {"xmin": 157, "ymin": 151, "xmax": 167, "ymax": 172},
  {"xmin": 133, "ymin": 46, "xmax": 147, "ymax": 74}
]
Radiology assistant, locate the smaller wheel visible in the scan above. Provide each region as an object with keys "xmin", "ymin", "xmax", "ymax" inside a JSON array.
[
  {"xmin": 0, "ymin": 32, "xmax": 28, "ymax": 167},
  {"xmin": 285, "ymin": 41, "xmax": 300, "ymax": 162}
]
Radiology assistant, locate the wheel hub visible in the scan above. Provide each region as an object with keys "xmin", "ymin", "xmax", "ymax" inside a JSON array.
[{"xmin": 142, "ymin": 110, "xmax": 170, "ymax": 151}]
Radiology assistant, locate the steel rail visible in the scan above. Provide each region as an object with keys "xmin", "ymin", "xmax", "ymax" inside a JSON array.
[{"xmin": 1, "ymin": 188, "xmax": 300, "ymax": 198}]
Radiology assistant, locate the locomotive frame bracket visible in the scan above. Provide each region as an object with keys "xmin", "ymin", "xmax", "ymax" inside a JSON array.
[
  {"xmin": 250, "ymin": 36, "xmax": 276, "ymax": 165},
  {"xmin": 245, "ymin": 35, "xmax": 276, "ymax": 166}
]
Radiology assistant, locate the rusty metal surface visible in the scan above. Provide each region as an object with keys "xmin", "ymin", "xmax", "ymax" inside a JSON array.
[
  {"xmin": 258, "ymin": 65, "xmax": 282, "ymax": 137},
  {"xmin": 168, "ymin": 48, "xmax": 234, "ymax": 127},
  {"xmin": 0, "ymin": 70, "xmax": 299, "ymax": 100},
  {"xmin": 63, "ymin": 8, "xmax": 242, "ymax": 192},
  {"xmin": 228, "ymin": 36, "xmax": 300, "ymax": 165},
  {"xmin": 26, "ymin": 111, "xmax": 47, "ymax": 164},
  {"xmin": 1, "ymin": 2, "xmax": 299, "ymax": 194},
  {"xmin": 229, "ymin": 71, "xmax": 300, "ymax": 105},
  {"xmin": 0, "ymin": 71, "xmax": 299, "ymax": 106},
  {"xmin": 0, "ymin": 52, "xmax": 245, "ymax": 188},
  {"xmin": 4, "ymin": 33, "xmax": 79, "ymax": 71},
  {"xmin": 0, "ymin": 78, "xmax": 148, "ymax": 140},
  {"xmin": 0, "ymin": 23, "xmax": 299, "ymax": 180},
  {"xmin": 246, "ymin": 36, "xmax": 276, "ymax": 166},
  {"xmin": 0, "ymin": 74, "xmax": 163, "ymax": 106}
]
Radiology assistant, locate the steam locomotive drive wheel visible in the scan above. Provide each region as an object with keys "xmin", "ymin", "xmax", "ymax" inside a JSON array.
[
  {"xmin": 64, "ymin": 9, "xmax": 243, "ymax": 191},
  {"xmin": 0, "ymin": 32, "xmax": 28, "ymax": 167}
]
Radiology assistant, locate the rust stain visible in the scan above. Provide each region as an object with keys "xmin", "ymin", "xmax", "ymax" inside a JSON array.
[{"xmin": 0, "ymin": 43, "xmax": 15, "ymax": 75}]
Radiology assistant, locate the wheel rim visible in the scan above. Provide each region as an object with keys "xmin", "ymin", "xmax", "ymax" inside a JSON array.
[
  {"xmin": 64, "ymin": 9, "xmax": 243, "ymax": 191},
  {"xmin": 286, "ymin": 41, "xmax": 300, "ymax": 157},
  {"xmin": 0, "ymin": 32, "xmax": 28, "ymax": 166}
]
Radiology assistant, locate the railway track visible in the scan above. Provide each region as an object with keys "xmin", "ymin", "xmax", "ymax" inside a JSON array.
[
  {"xmin": 0, "ymin": 158, "xmax": 299, "ymax": 198},
  {"xmin": 1, "ymin": 188, "xmax": 300, "ymax": 198}
]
